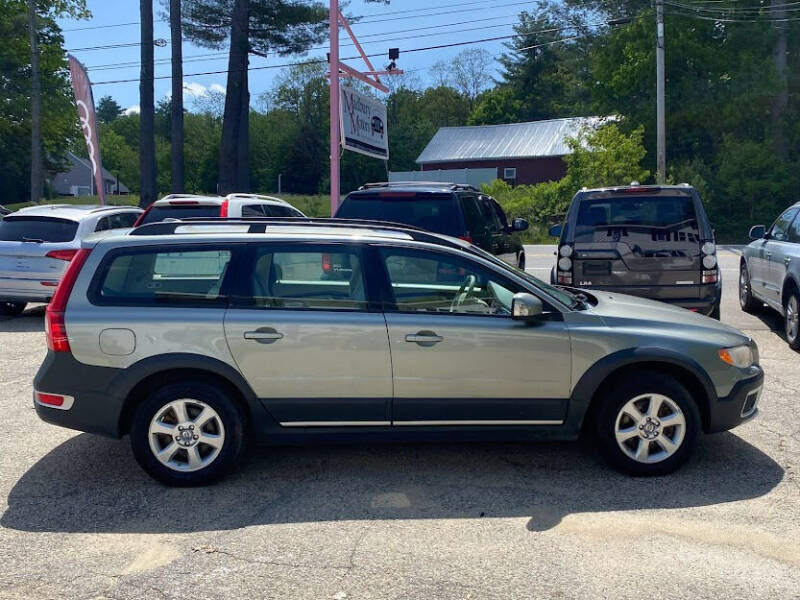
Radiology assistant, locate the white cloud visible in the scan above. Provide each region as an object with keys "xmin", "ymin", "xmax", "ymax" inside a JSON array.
[
  {"xmin": 124, "ymin": 105, "xmax": 140, "ymax": 115},
  {"xmin": 183, "ymin": 82, "xmax": 226, "ymax": 98}
]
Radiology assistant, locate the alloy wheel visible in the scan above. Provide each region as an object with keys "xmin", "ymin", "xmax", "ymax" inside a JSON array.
[
  {"xmin": 786, "ymin": 295, "xmax": 799, "ymax": 344},
  {"xmin": 614, "ymin": 394, "xmax": 686, "ymax": 464},
  {"xmin": 739, "ymin": 269, "xmax": 750, "ymax": 308},
  {"xmin": 148, "ymin": 398, "xmax": 226, "ymax": 472}
]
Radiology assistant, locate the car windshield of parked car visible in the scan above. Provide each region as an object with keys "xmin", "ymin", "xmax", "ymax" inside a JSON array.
[
  {"xmin": 574, "ymin": 195, "xmax": 701, "ymax": 249},
  {"xmin": 336, "ymin": 193, "xmax": 462, "ymax": 237},
  {"xmin": 0, "ymin": 216, "xmax": 79, "ymax": 242},
  {"xmin": 140, "ymin": 204, "xmax": 221, "ymax": 224}
]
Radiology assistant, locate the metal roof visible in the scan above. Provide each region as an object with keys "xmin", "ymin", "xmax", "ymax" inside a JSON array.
[{"xmin": 415, "ymin": 116, "xmax": 607, "ymax": 164}]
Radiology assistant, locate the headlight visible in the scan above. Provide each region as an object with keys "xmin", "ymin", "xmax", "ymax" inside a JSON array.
[{"xmin": 718, "ymin": 345, "xmax": 754, "ymax": 368}]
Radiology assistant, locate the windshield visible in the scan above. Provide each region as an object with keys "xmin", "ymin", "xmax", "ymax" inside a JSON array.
[
  {"xmin": 336, "ymin": 193, "xmax": 462, "ymax": 237},
  {"xmin": 574, "ymin": 195, "xmax": 700, "ymax": 246},
  {"xmin": 0, "ymin": 216, "xmax": 79, "ymax": 242},
  {"xmin": 141, "ymin": 205, "xmax": 221, "ymax": 224}
]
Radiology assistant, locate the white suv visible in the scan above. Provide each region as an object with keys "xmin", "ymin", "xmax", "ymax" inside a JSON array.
[
  {"xmin": 0, "ymin": 204, "xmax": 143, "ymax": 315},
  {"xmin": 135, "ymin": 194, "xmax": 306, "ymax": 226}
]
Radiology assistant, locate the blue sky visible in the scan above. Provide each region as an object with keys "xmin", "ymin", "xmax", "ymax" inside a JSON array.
[{"xmin": 57, "ymin": 0, "xmax": 524, "ymax": 112}]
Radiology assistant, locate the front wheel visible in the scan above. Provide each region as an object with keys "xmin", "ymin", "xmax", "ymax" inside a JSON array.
[
  {"xmin": 517, "ymin": 252, "xmax": 526, "ymax": 271},
  {"xmin": 739, "ymin": 263, "xmax": 760, "ymax": 313},
  {"xmin": 595, "ymin": 372, "xmax": 701, "ymax": 476},
  {"xmin": 0, "ymin": 302, "xmax": 26, "ymax": 316},
  {"xmin": 130, "ymin": 381, "xmax": 245, "ymax": 486},
  {"xmin": 784, "ymin": 290, "xmax": 800, "ymax": 350}
]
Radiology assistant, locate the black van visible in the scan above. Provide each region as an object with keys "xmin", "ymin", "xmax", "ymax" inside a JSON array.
[
  {"xmin": 335, "ymin": 182, "xmax": 529, "ymax": 268},
  {"xmin": 550, "ymin": 184, "xmax": 721, "ymax": 318}
]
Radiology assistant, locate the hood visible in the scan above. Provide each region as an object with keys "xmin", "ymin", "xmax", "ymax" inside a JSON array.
[{"xmin": 584, "ymin": 290, "xmax": 748, "ymax": 341}]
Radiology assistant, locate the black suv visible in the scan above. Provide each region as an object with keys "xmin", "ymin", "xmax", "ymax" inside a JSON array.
[
  {"xmin": 550, "ymin": 184, "xmax": 721, "ymax": 318},
  {"xmin": 335, "ymin": 182, "xmax": 530, "ymax": 268}
]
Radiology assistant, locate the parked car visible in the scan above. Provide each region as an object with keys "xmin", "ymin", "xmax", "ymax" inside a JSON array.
[
  {"xmin": 34, "ymin": 218, "xmax": 762, "ymax": 485},
  {"xmin": 335, "ymin": 182, "xmax": 529, "ymax": 268},
  {"xmin": 740, "ymin": 201, "xmax": 800, "ymax": 349},
  {"xmin": 550, "ymin": 184, "xmax": 721, "ymax": 318},
  {"xmin": 135, "ymin": 193, "xmax": 306, "ymax": 226},
  {"xmin": 0, "ymin": 204, "xmax": 142, "ymax": 315}
]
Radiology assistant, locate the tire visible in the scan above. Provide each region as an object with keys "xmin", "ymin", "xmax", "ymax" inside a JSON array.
[
  {"xmin": 784, "ymin": 289, "xmax": 800, "ymax": 350},
  {"xmin": 0, "ymin": 302, "xmax": 26, "ymax": 316},
  {"xmin": 517, "ymin": 252, "xmax": 526, "ymax": 271},
  {"xmin": 739, "ymin": 263, "xmax": 760, "ymax": 313},
  {"xmin": 130, "ymin": 381, "xmax": 245, "ymax": 486},
  {"xmin": 709, "ymin": 302, "xmax": 721, "ymax": 320},
  {"xmin": 594, "ymin": 371, "xmax": 701, "ymax": 476}
]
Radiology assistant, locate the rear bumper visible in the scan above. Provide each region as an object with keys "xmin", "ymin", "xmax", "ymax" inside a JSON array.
[
  {"xmin": 0, "ymin": 277, "xmax": 57, "ymax": 303},
  {"xmin": 707, "ymin": 368, "xmax": 764, "ymax": 433},
  {"xmin": 33, "ymin": 351, "xmax": 125, "ymax": 438}
]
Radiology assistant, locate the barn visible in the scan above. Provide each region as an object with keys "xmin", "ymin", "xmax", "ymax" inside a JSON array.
[{"xmin": 415, "ymin": 117, "xmax": 606, "ymax": 186}]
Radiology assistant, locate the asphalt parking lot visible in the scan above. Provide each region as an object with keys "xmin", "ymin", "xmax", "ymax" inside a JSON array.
[{"xmin": 0, "ymin": 245, "xmax": 798, "ymax": 600}]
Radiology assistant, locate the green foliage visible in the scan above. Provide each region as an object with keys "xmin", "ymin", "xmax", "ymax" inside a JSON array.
[{"xmin": 96, "ymin": 95, "xmax": 122, "ymax": 123}]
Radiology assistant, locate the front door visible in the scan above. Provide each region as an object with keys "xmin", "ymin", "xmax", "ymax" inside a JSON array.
[
  {"xmin": 375, "ymin": 246, "xmax": 572, "ymax": 425},
  {"xmin": 763, "ymin": 207, "xmax": 799, "ymax": 306},
  {"xmin": 224, "ymin": 244, "xmax": 392, "ymax": 426}
]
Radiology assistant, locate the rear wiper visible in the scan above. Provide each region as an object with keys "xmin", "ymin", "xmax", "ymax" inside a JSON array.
[{"xmin": 21, "ymin": 237, "xmax": 44, "ymax": 243}]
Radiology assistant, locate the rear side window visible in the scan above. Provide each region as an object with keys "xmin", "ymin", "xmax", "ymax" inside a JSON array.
[
  {"xmin": 0, "ymin": 216, "xmax": 79, "ymax": 242},
  {"xmin": 574, "ymin": 195, "xmax": 700, "ymax": 244},
  {"xmin": 95, "ymin": 248, "xmax": 232, "ymax": 306},
  {"xmin": 460, "ymin": 195, "xmax": 486, "ymax": 235},
  {"xmin": 139, "ymin": 205, "xmax": 221, "ymax": 224},
  {"xmin": 264, "ymin": 205, "xmax": 303, "ymax": 217},
  {"xmin": 237, "ymin": 246, "xmax": 367, "ymax": 311},
  {"xmin": 336, "ymin": 193, "xmax": 461, "ymax": 236}
]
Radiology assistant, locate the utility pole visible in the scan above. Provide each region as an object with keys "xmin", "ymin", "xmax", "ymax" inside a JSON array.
[
  {"xmin": 139, "ymin": 0, "xmax": 157, "ymax": 208},
  {"xmin": 170, "ymin": 0, "xmax": 185, "ymax": 192},
  {"xmin": 770, "ymin": 0, "xmax": 788, "ymax": 159},
  {"xmin": 329, "ymin": 0, "xmax": 341, "ymax": 212},
  {"xmin": 27, "ymin": 0, "xmax": 42, "ymax": 203},
  {"xmin": 656, "ymin": 0, "xmax": 666, "ymax": 184}
]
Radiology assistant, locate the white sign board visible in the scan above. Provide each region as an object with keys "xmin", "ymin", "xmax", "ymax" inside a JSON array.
[{"xmin": 340, "ymin": 87, "xmax": 388, "ymax": 160}]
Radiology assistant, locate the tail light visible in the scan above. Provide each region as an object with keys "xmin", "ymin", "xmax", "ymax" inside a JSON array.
[
  {"xmin": 133, "ymin": 206, "xmax": 152, "ymax": 227},
  {"xmin": 46, "ymin": 249, "xmax": 78, "ymax": 261},
  {"xmin": 220, "ymin": 199, "xmax": 229, "ymax": 217},
  {"xmin": 45, "ymin": 248, "xmax": 92, "ymax": 353},
  {"xmin": 321, "ymin": 253, "xmax": 332, "ymax": 273},
  {"xmin": 557, "ymin": 272, "xmax": 573, "ymax": 285},
  {"xmin": 458, "ymin": 235, "xmax": 473, "ymax": 244},
  {"xmin": 702, "ymin": 270, "xmax": 718, "ymax": 284}
]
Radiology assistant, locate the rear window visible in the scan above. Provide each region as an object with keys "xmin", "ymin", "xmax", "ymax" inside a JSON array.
[
  {"xmin": 94, "ymin": 248, "xmax": 232, "ymax": 306},
  {"xmin": 574, "ymin": 195, "xmax": 700, "ymax": 244},
  {"xmin": 0, "ymin": 216, "xmax": 79, "ymax": 242},
  {"xmin": 140, "ymin": 204, "xmax": 221, "ymax": 224},
  {"xmin": 336, "ymin": 193, "xmax": 461, "ymax": 236}
]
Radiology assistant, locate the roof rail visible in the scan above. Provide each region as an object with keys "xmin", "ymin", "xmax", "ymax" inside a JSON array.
[
  {"xmin": 88, "ymin": 205, "xmax": 138, "ymax": 214},
  {"xmin": 159, "ymin": 193, "xmax": 221, "ymax": 201},
  {"xmin": 224, "ymin": 193, "xmax": 289, "ymax": 205},
  {"xmin": 129, "ymin": 216, "xmax": 467, "ymax": 250},
  {"xmin": 358, "ymin": 181, "xmax": 479, "ymax": 192}
]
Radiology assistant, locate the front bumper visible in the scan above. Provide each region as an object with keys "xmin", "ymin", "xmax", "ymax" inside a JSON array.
[{"xmin": 707, "ymin": 368, "xmax": 764, "ymax": 433}]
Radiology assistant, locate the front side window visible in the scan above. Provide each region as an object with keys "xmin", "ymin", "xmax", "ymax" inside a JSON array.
[
  {"xmin": 242, "ymin": 204, "xmax": 266, "ymax": 217},
  {"xmin": 379, "ymin": 247, "xmax": 526, "ymax": 316},
  {"xmin": 241, "ymin": 246, "xmax": 367, "ymax": 311},
  {"xmin": 96, "ymin": 248, "xmax": 232, "ymax": 306},
  {"xmin": 788, "ymin": 210, "xmax": 800, "ymax": 243},
  {"xmin": 770, "ymin": 207, "xmax": 799, "ymax": 242}
]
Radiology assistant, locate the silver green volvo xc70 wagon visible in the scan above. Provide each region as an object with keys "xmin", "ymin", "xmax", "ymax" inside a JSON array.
[{"xmin": 33, "ymin": 218, "xmax": 763, "ymax": 485}]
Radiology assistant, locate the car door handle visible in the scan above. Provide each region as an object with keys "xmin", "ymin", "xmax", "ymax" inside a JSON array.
[
  {"xmin": 405, "ymin": 331, "xmax": 443, "ymax": 345},
  {"xmin": 244, "ymin": 328, "xmax": 284, "ymax": 343},
  {"xmin": 786, "ymin": 257, "xmax": 792, "ymax": 265}
]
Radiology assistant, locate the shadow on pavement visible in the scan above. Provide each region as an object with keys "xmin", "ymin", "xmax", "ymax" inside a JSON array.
[
  {"xmin": 2, "ymin": 431, "xmax": 783, "ymax": 534},
  {"xmin": 0, "ymin": 306, "xmax": 45, "ymax": 333}
]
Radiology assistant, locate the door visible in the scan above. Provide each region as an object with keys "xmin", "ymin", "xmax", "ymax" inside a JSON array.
[
  {"xmin": 224, "ymin": 244, "xmax": 393, "ymax": 426},
  {"xmin": 376, "ymin": 246, "xmax": 572, "ymax": 425},
  {"xmin": 763, "ymin": 207, "xmax": 799, "ymax": 306},
  {"xmin": 460, "ymin": 194, "xmax": 492, "ymax": 251}
]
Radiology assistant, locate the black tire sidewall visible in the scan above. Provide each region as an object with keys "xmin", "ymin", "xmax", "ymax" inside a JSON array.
[
  {"xmin": 0, "ymin": 302, "xmax": 26, "ymax": 316},
  {"xmin": 785, "ymin": 290, "xmax": 800, "ymax": 350},
  {"xmin": 739, "ymin": 264, "xmax": 757, "ymax": 313},
  {"xmin": 595, "ymin": 372, "xmax": 701, "ymax": 476},
  {"xmin": 130, "ymin": 381, "xmax": 245, "ymax": 486}
]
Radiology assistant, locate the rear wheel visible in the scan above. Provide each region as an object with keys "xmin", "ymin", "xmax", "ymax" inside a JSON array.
[
  {"xmin": 0, "ymin": 302, "xmax": 26, "ymax": 316},
  {"xmin": 130, "ymin": 381, "xmax": 245, "ymax": 486},
  {"xmin": 595, "ymin": 372, "xmax": 701, "ymax": 476},
  {"xmin": 709, "ymin": 302, "xmax": 721, "ymax": 320},
  {"xmin": 784, "ymin": 290, "xmax": 800, "ymax": 350},
  {"xmin": 739, "ymin": 263, "xmax": 760, "ymax": 313}
]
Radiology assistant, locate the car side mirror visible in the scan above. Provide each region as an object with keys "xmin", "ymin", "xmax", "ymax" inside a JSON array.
[
  {"xmin": 749, "ymin": 225, "xmax": 766, "ymax": 240},
  {"xmin": 511, "ymin": 218, "xmax": 529, "ymax": 232},
  {"xmin": 549, "ymin": 224, "xmax": 563, "ymax": 238},
  {"xmin": 512, "ymin": 293, "xmax": 544, "ymax": 320}
]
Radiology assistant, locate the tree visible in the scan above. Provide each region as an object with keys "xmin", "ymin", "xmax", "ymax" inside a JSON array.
[
  {"xmin": 182, "ymin": 0, "xmax": 328, "ymax": 193},
  {"xmin": 169, "ymin": 0, "xmax": 184, "ymax": 192},
  {"xmin": 139, "ymin": 0, "xmax": 156, "ymax": 208},
  {"xmin": 27, "ymin": 0, "xmax": 41, "ymax": 203},
  {"xmin": 450, "ymin": 48, "xmax": 494, "ymax": 106},
  {"xmin": 96, "ymin": 95, "xmax": 123, "ymax": 123}
]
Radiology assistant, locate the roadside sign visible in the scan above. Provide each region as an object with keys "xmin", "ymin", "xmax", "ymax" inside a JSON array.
[{"xmin": 340, "ymin": 87, "xmax": 389, "ymax": 160}]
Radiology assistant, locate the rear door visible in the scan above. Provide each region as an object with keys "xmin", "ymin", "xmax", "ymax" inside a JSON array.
[
  {"xmin": 460, "ymin": 194, "xmax": 491, "ymax": 250},
  {"xmin": 224, "ymin": 243, "xmax": 393, "ymax": 426},
  {"xmin": 764, "ymin": 206, "xmax": 800, "ymax": 306},
  {"xmin": 0, "ymin": 216, "xmax": 80, "ymax": 294}
]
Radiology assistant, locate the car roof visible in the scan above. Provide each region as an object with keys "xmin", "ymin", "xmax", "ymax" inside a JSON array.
[
  {"xmin": 579, "ymin": 183, "xmax": 696, "ymax": 195},
  {"xmin": 151, "ymin": 193, "xmax": 293, "ymax": 207},
  {"xmin": 11, "ymin": 204, "xmax": 142, "ymax": 220},
  {"xmin": 348, "ymin": 181, "xmax": 479, "ymax": 196}
]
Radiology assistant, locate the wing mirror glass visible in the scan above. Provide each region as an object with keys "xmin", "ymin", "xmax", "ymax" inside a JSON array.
[
  {"xmin": 512, "ymin": 293, "xmax": 544, "ymax": 320},
  {"xmin": 749, "ymin": 225, "xmax": 766, "ymax": 240},
  {"xmin": 511, "ymin": 218, "xmax": 529, "ymax": 232},
  {"xmin": 549, "ymin": 224, "xmax": 563, "ymax": 238}
]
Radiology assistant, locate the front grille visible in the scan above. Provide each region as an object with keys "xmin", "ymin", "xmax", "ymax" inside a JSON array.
[{"xmin": 741, "ymin": 388, "xmax": 761, "ymax": 418}]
